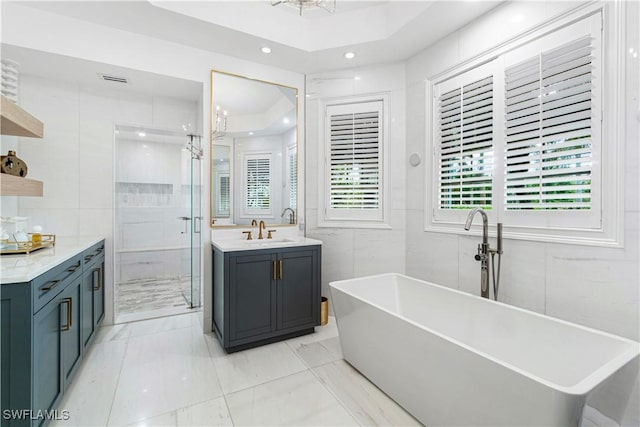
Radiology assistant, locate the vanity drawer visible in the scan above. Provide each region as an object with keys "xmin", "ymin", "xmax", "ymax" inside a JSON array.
[
  {"xmin": 83, "ymin": 241, "xmax": 105, "ymax": 269},
  {"xmin": 32, "ymin": 254, "xmax": 83, "ymax": 314}
]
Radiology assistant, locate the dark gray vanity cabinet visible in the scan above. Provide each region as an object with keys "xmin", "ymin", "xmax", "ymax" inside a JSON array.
[
  {"xmin": 81, "ymin": 243, "xmax": 105, "ymax": 349},
  {"xmin": 213, "ymin": 245, "xmax": 321, "ymax": 352},
  {"xmin": 1, "ymin": 239, "xmax": 105, "ymax": 427}
]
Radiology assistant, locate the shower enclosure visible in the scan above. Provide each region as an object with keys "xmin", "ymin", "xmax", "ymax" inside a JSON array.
[{"xmin": 114, "ymin": 125, "xmax": 202, "ymax": 322}]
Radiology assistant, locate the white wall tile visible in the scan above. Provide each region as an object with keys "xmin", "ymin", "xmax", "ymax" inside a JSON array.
[
  {"xmin": 545, "ymin": 229, "xmax": 639, "ymax": 341},
  {"xmin": 458, "ymin": 1, "xmax": 546, "ymax": 62},
  {"xmin": 353, "ymin": 227, "xmax": 405, "ymax": 277},
  {"xmin": 495, "ymin": 239, "xmax": 546, "ymax": 314},
  {"xmin": 307, "ymin": 227, "xmax": 355, "ymax": 299},
  {"xmin": 406, "ymin": 31, "xmax": 460, "ymax": 84},
  {"xmin": 113, "ymin": 94, "xmax": 153, "ymax": 127},
  {"xmin": 152, "ymin": 96, "xmax": 197, "ymax": 133},
  {"xmin": 405, "ymin": 210, "xmax": 459, "ymax": 289},
  {"xmin": 18, "ymin": 208, "xmax": 79, "ymax": 237}
]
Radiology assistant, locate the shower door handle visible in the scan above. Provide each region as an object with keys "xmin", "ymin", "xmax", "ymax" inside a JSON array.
[
  {"xmin": 177, "ymin": 216, "xmax": 191, "ymax": 234},
  {"xmin": 193, "ymin": 216, "xmax": 203, "ymax": 234}
]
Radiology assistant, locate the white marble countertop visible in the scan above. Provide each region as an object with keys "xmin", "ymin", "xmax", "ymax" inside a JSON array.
[
  {"xmin": 0, "ymin": 235, "xmax": 104, "ymax": 284},
  {"xmin": 212, "ymin": 236, "xmax": 322, "ymax": 252}
]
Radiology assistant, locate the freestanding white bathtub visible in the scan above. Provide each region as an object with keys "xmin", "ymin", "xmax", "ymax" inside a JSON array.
[{"xmin": 330, "ymin": 273, "xmax": 639, "ymax": 427}]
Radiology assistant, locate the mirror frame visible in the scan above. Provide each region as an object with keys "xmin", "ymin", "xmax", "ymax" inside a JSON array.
[{"xmin": 210, "ymin": 69, "xmax": 299, "ymax": 229}]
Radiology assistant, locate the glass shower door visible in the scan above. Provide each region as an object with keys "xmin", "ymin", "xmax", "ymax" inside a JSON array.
[{"xmin": 114, "ymin": 126, "xmax": 202, "ymax": 322}]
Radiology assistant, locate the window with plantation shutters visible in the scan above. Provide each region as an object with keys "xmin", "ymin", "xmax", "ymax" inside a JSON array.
[
  {"xmin": 288, "ymin": 147, "xmax": 297, "ymax": 209},
  {"xmin": 438, "ymin": 75, "xmax": 494, "ymax": 211},
  {"xmin": 321, "ymin": 97, "xmax": 388, "ymax": 226},
  {"xmin": 219, "ymin": 175, "xmax": 230, "ymax": 215},
  {"xmin": 504, "ymin": 36, "xmax": 595, "ymax": 213},
  {"xmin": 427, "ymin": 11, "xmax": 612, "ymax": 244},
  {"xmin": 244, "ymin": 155, "xmax": 271, "ymax": 213}
]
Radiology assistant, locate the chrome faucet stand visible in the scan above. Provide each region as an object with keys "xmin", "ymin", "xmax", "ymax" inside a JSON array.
[{"xmin": 464, "ymin": 208, "xmax": 503, "ymax": 300}]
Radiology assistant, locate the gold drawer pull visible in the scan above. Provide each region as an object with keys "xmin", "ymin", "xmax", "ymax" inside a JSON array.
[
  {"xmin": 93, "ymin": 268, "xmax": 102, "ymax": 290},
  {"xmin": 279, "ymin": 260, "xmax": 283, "ymax": 280},
  {"xmin": 272, "ymin": 260, "xmax": 277, "ymax": 280},
  {"xmin": 60, "ymin": 297, "xmax": 72, "ymax": 331}
]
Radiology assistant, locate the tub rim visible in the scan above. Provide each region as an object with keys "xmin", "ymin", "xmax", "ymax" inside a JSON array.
[{"xmin": 329, "ymin": 272, "xmax": 640, "ymax": 396}]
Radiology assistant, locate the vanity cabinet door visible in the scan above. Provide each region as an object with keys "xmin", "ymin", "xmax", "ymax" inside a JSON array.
[
  {"xmin": 93, "ymin": 256, "xmax": 105, "ymax": 328},
  {"xmin": 32, "ymin": 295, "xmax": 64, "ymax": 423},
  {"xmin": 276, "ymin": 249, "xmax": 319, "ymax": 331},
  {"xmin": 81, "ymin": 268, "xmax": 95, "ymax": 349},
  {"xmin": 228, "ymin": 252, "xmax": 277, "ymax": 341},
  {"xmin": 60, "ymin": 278, "xmax": 82, "ymax": 390}
]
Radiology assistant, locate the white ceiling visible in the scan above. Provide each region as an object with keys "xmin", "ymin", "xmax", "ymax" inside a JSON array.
[{"xmin": 19, "ymin": 0, "xmax": 504, "ymax": 74}]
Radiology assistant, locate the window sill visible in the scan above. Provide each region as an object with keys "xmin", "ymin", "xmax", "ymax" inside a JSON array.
[
  {"xmin": 318, "ymin": 220, "xmax": 392, "ymax": 230},
  {"xmin": 424, "ymin": 222, "xmax": 624, "ymax": 249}
]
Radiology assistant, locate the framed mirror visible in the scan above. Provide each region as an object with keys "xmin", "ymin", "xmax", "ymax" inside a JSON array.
[{"xmin": 210, "ymin": 70, "xmax": 298, "ymax": 228}]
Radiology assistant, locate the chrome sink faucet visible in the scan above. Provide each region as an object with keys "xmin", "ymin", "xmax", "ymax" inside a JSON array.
[
  {"xmin": 464, "ymin": 208, "xmax": 503, "ymax": 300},
  {"xmin": 281, "ymin": 208, "xmax": 295, "ymax": 224}
]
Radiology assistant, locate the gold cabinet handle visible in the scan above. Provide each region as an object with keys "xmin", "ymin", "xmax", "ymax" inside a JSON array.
[
  {"xmin": 272, "ymin": 260, "xmax": 277, "ymax": 280},
  {"xmin": 279, "ymin": 260, "xmax": 283, "ymax": 280},
  {"xmin": 93, "ymin": 267, "xmax": 102, "ymax": 290},
  {"xmin": 60, "ymin": 297, "xmax": 72, "ymax": 331}
]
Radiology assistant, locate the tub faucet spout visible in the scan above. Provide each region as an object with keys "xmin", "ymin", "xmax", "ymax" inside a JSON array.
[{"xmin": 465, "ymin": 208, "xmax": 490, "ymax": 298}]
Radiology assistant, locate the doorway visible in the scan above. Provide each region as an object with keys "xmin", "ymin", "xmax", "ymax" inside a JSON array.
[{"xmin": 114, "ymin": 125, "xmax": 202, "ymax": 323}]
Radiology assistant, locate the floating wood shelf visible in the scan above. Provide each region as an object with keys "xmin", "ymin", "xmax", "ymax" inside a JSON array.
[
  {"xmin": 0, "ymin": 174, "xmax": 43, "ymax": 197},
  {"xmin": 0, "ymin": 95, "xmax": 44, "ymax": 138}
]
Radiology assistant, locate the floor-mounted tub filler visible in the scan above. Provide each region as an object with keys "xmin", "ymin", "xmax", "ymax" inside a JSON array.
[{"xmin": 330, "ymin": 273, "xmax": 639, "ymax": 427}]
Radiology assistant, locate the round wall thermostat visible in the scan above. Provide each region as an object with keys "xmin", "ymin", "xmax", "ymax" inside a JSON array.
[{"xmin": 409, "ymin": 152, "xmax": 422, "ymax": 167}]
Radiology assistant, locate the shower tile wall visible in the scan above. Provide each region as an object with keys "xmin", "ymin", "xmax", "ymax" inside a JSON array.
[{"xmin": 3, "ymin": 74, "xmax": 200, "ymax": 324}]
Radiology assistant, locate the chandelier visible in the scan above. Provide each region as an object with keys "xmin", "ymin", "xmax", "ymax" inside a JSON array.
[
  {"xmin": 271, "ymin": 0, "xmax": 336, "ymax": 16},
  {"xmin": 212, "ymin": 105, "xmax": 228, "ymax": 140}
]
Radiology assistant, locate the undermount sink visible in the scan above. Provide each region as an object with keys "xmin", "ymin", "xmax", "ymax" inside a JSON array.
[
  {"xmin": 243, "ymin": 238, "xmax": 296, "ymax": 246},
  {"xmin": 211, "ymin": 236, "xmax": 322, "ymax": 252}
]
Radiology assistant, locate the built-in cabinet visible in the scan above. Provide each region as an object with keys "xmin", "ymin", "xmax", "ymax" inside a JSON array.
[
  {"xmin": 213, "ymin": 245, "xmax": 321, "ymax": 352},
  {"xmin": 0, "ymin": 240, "xmax": 105, "ymax": 427}
]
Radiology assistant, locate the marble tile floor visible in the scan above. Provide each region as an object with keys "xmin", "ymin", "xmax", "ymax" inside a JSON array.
[
  {"xmin": 51, "ymin": 313, "xmax": 422, "ymax": 427},
  {"xmin": 116, "ymin": 276, "xmax": 193, "ymax": 317},
  {"xmin": 51, "ymin": 312, "xmax": 618, "ymax": 427}
]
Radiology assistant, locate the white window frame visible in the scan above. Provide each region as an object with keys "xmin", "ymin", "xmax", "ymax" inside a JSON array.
[
  {"xmin": 425, "ymin": 3, "xmax": 624, "ymax": 247},
  {"xmin": 318, "ymin": 93, "xmax": 390, "ymax": 229}
]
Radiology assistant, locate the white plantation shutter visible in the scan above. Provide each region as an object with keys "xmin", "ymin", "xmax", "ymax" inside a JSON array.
[
  {"xmin": 288, "ymin": 147, "xmax": 297, "ymax": 209},
  {"xmin": 438, "ymin": 75, "xmax": 494, "ymax": 210},
  {"xmin": 219, "ymin": 175, "xmax": 230, "ymax": 215},
  {"xmin": 504, "ymin": 35, "xmax": 596, "ymax": 213},
  {"xmin": 245, "ymin": 155, "xmax": 271, "ymax": 212},
  {"xmin": 325, "ymin": 100, "xmax": 384, "ymax": 221}
]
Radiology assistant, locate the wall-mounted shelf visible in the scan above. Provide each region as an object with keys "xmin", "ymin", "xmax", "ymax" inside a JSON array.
[
  {"xmin": 0, "ymin": 94, "xmax": 45, "ymax": 196},
  {"xmin": 1, "ymin": 173, "xmax": 43, "ymax": 197},
  {"xmin": 1, "ymin": 94, "xmax": 44, "ymax": 138}
]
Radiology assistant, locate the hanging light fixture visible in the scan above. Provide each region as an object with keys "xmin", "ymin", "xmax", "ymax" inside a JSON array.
[
  {"xmin": 212, "ymin": 105, "xmax": 228, "ymax": 140},
  {"xmin": 271, "ymin": 0, "xmax": 336, "ymax": 16}
]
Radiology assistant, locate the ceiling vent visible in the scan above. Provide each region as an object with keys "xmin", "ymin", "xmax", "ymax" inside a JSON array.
[{"xmin": 99, "ymin": 73, "xmax": 129, "ymax": 84}]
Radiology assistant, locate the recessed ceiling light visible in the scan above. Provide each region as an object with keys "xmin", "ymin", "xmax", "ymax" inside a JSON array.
[
  {"xmin": 344, "ymin": 52, "xmax": 356, "ymax": 59},
  {"xmin": 261, "ymin": 47, "xmax": 272, "ymax": 54},
  {"xmin": 354, "ymin": 76, "xmax": 361, "ymax": 81},
  {"xmin": 283, "ymin": 117, "xmax": 290, "ymax": 124},
  {"xmin": 249, "ymin": 132, "xmax": 254, "ymax": 135},
  {"xmin": 138, "ymin": 132, "xmax": 146, "ymax": 137}
]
